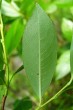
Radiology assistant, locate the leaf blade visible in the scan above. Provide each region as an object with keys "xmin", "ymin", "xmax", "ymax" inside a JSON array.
[
  {"xmin": 13, "ymin": 97, "xmax": 32, "ymax": 110},
  {"xmin": 22, "ymin": 4, "xmax": 57, "ymax": 101},
  {"xmin": 1, "ymin": 0, "xmax": 21, "ymax": 17},
  {"xmin": 56, "ymin": 50, "xmax": 70, "ymax": 80},
  {"xmin": 5, "ymin": 19, "xmax": 24, "ymax": 54}
]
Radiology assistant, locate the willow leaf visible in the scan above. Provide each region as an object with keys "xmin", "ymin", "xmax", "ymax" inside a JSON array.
[{"xmin": 22, "ymin": 4, "xmax": 57, "ymax": 101}]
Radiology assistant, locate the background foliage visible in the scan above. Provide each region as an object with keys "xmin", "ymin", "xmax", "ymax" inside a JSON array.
[{"xmin": 0, "ymin": 0, "xmax": 73, "ymax": 110}]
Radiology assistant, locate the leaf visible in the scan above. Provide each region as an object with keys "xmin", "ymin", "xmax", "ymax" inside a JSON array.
[
  {"xmin": 20, "ymin": 0, "xmax": 34, "ymax": 17},
  {"xmin": 1, "ymin": 0, "xmax": 21, "ymax": 17},
  {"xmin": 22, "ymin": 4, "xmax": 57, "ymax": 101},
  {"xmin": 55, "ymin": 0, "xmax": 73, "ymax": 8},
  {"xmin": 0, "ymin": 42, "xmax": 3, "ymax": 70},
  {"xmin": 70, "ymin": 36, "xmax": 73, "ymax": 78},
  {"xmin": 10, "ymin": 65, "xmax": 24, "ymax": 82},
  {"xmin": 5, "ymin": 19, "xmax": 24, "ymax": 54},
  {"xmin": 13, "ymin": 97, "xmax": 32, "ymax": 110},
  {"xmin": 0, "ymin": 70, "xmax": 5, "ymax": 85},
  {"xmin": 14, "ymin": 65, "xmax": 24, "ymax": 74},
  {"xmin": 61, "ymin": 18, "xmax": 73, "ymax": 42},
  {"xmin": 56, "ymin": 51, "xmax": 70, "ymax": 80},
  {"xmin": 46, "ymin": 4, "xmax": 57, "ymax": 14}
]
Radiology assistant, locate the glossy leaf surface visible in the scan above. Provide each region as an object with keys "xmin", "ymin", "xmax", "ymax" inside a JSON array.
[{"xmin": 22, "ymin": 4, "xmax": 57, "ymax": 100}]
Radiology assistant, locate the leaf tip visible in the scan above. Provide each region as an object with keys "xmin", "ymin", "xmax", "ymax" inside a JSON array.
[{"xmin": 36, "ymin": 2, "xmax": 40, "ymax": 8}]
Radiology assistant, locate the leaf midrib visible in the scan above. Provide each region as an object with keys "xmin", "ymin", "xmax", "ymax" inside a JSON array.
[{"xmin": 37, "ymin": 6, "xmax": 42, "ymax": 103}]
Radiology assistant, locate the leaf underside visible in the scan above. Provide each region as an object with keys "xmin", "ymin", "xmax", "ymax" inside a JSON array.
[{"xmin": 22, "ymin": 4, "xmax": 57, "ymax": 101}]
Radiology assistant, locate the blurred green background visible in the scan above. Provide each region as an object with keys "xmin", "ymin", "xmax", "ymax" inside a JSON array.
[{"xmin": 0, "ymin": 0, "xmax": 73, "ymax": 110}]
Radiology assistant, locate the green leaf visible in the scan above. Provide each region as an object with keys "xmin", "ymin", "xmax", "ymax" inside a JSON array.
[
  {"xmin": 1, "ymin": 0, "xmax": 21, "ymax": 17},
  {"xmin": 55, "ymin": 0, "xmax": 73, "ymax": 8},
  {"xmin": 0, "ymin": 70, "xmax": 5, "ymax": 85},
  {"xmin": 22, "ymin": 4, "xmax": 57, "ymax": 101},
  {"xmin": 61, "ymin": 18, "xmax": 73, "ymax": 42},
  {"xmin": 56, "ymin": 51, "xmax": 70, "ymax": 80},
  {"xmin": 70, "ymin": 36, "xmax": 73, "ymax": 77},
  {"xmin": 13, "ymin": 97, "xmax": 32, "ymax": 110},
  {"xmin": 0, "ymin": 42, "xmax": 3, "ymax": 70},
  {"xmin": 20, "ymin": 0, "xmax": 35, "ymax": 18},
  {"xmin": 14, "ymin": 65, "xmax": 24, "ymax": 74},
  {"xmin": 10, "ymin": 65, "xmax": 24, "ymax": 82},
  {"xmin": 5, "ymin": 19, "xmax": 24, "ymax": 54},
  {"xmin": 46, "ymin": 4, "xmax": 57, "ymax": 14}
]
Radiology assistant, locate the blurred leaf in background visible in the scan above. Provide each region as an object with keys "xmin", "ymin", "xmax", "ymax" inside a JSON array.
[
  {"xmin": 6, "ymin": 0, "xmax": 11, "ymax": 2},
  {"xmin": 1, "ymin": 0, "xmax": 21, "ymax": 17},
  {"xmin": 56, "ymin": 51, "xmax": 70, "ymax": 80},
  {"xmin": 20, "ymin": 0, "xmax": 35, "ymax": 17},
  {"xmin": 13, "ymin": 97, "xmax": 32, "ymax": 110},
  {"xmin": 5, "ymin": 18, "xmax": 24, "ymax": 54},
  {"xmin": 61, "ymin": 18, "xmax": 73, "ymax": 42},
  {"xmin": 55, "ymin": 0, "xmax": 73, "ymax": 7}
]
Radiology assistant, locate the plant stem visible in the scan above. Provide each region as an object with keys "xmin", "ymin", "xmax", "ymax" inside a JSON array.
[
  {"xmin": 0, "ymin": 14, "xmax": 9, "ymax": 86},
  {"xmin": 36, "ymin": 77, "xmax": 73, "ymax": 110},
  {"xmin": 2, "ymin": 94, "xmax": 7, "ymax": 110},
  {"xmin": 0, "ymin": 13, "xmax": 9, "ymax": 110},
  {"xmin": 36, "ymin": 107, "xmax": 40, "ymax": 110}
]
